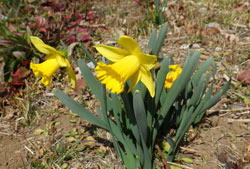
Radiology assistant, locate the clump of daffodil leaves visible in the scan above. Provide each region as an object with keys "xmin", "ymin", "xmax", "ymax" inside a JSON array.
[
  {"xmin": 43, "ymin": 24, "xmax": 229, "ymax": 169},
  {"xmin": 30, "ymin": 36, "xmax": 76, "ymax": 88}
]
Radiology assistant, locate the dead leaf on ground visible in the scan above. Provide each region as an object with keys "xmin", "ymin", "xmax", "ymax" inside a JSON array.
[
  {"xmin": 73, "ymin": 78, "xmax": 86, "ymax": 94},
  {"xmin": 184, "ymin": 24, "xmax": 201, "ymax": 34},
  {"xmin": 0, "ymin": 82, "xmax": 9, "ymax": 97},
  {"xmin": 202, "ymin": 27, "xmax": 221, "ymax": 36},
  {"xmin": 222, "ymin": 32, "xmax": 239, "ymax": 43},
  {"xmin": 11, "ymin": 66, "xmax": 31, "ymax": 83},
  {"xmin": 237, "ymin": 70, "xmax": 250, "ymax": 84},
  {"xmin": 235, "ymin": 2, "xmax": 249, "ymax": 11}
]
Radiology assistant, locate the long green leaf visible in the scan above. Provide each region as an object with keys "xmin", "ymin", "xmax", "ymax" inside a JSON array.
[
  {"xmin": 187, "ymin": 74, "xmax": 207, "ymax": 107},
  {"xmin": 133, "ymin": 91, "xmax": 148, "ymax": 143},
  {"xmin": 108, "ymin": 120, "xmax": 138, "ymax": 156},
  {"xmin": 155, "ymin": 57, "xmax": 172, "ymax": 105},
  {"xmin": 141, "ymin": 137, "xmax": 152, "ymax": 169},
  {"xmin": 167, "ymin": 106, "xmax": 194, "ymax": 161},
  {"xmin": 110, "ymin": 94, "xmax": 123, "ymax": 127},
  {"xmin": 191, "ymin": 57, "xmax": 214, "ymax": 87},
  {"xmin": 148, "ymin": 28, "xmax": 157, "ymax": 51},
  {"xmin": 158, "ymin": 51, "xmax": 200, "ymax": 125},
  {"xmin": 80, "ymin": 44, "xmax": 97, "ymax": 65},
  {"xmin": 77, "ymin": 59, "xmax": 103, "ymax": 104},
  {"xmin": 193, "ymin": 87, "xmax": 213, "ymax": 124},
  {"xmin": 121, "ymin": 92, "xmax": 140, "ymax": 143},
  {"xmin": 53, "ymin": 89, "xmax": 107, "ymax": 130},
  {"xmin": 184, "ymin": 58, "xmax": 213, "ymax": 98},
  {"xmin": 153, "ymin": 23, "xmax": 168, "ymax": 56},
  {"xmin": 201, "ymin": 80, "xmax": 231, "ymax": 112}
]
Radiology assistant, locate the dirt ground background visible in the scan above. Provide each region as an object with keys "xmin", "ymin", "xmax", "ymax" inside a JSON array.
[{"xmin": 0, "ymin": 0, "xmax": 250, "ymax": 168}]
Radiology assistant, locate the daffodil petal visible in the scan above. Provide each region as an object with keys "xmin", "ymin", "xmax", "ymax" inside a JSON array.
[
  {"xmin": 95, "ymin": 55, "xmax": 140, "ymax": 94},
  {"xmin": 30, "ymin": 58, "xmax": 60, "ymax": 86},
  {"xmin": 111, "ymin": 55, "xmax": 140, "ymax": 80},
  {"xmin": 139, "ymin": 66, "xmax": 155, "ymax": 97},
  {"xmin": 30, "ymin": 36, "xmax": 64, "ymax": 56},
  {"xmin": 138, "ymin": 53, "xmax": 157, "ymax": 70},
  {"xmin": 55, "ymin": 54, "xmax": 68, "ymax": 67},
  {"xmin": 65, "ymin": 59, "xmax": 76, "ymax": 88},
  {"xmin": 95, "ymin": 62, "xmax": 124, "ymax": 94},
  {"xmin": 128, "ymin": 71, "xmax": 140, "ymax": 92},
  {"xmin": 118, "ymin": 35, "xmax": 141, "ymax": 54},
  {"xmin": 164, "ymin": 64, "xmax": 182, "ymax": 89},
  {"xmin": 94, "ymin": 44, "xmax": 129, "ymax": 62},
  {"xmin": 40, "ymin": 77, "xmax": 51, "ymax": 86},
  {"xmin": 165, "ymin": 81, "xmax": 172, "ymax": 89},
  {"xmin": 169, "ymin": 65, "xmax": 179, "ymax": 70}
]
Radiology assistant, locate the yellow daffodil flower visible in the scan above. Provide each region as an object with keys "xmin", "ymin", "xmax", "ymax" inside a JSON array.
[
  {"xmin": 165, "ymin": 64, "xmax": 182, "ymax": 89},
  {"xmin": 30, "ymin": 36, "xmax": 76, "ymax": 88},
  {"xmin": 95, "ymin": 35, "xmax": 157, "ymax": 97}
]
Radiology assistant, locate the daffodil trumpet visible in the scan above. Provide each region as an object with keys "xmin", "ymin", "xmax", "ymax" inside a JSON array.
[
  {"xmin": 94, "ymin": 35, "xmax": 157, "ymax": 97},
  {"xmin": 29, "ymin": 36, "xmax": 76, "ymax": 88}
]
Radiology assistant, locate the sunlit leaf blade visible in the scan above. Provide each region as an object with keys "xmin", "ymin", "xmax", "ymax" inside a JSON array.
[
  {"xmin": 158, "ymin": 51, "xmax": 200, "ymax": 125},
  {"xmin": 133, "ymin": 91, "xmax": 148, "ymax": 143},
  {"xmin": 191, "ymin": 57, "xmax": 214, "ymax": 87},
  {"xmin": 80, "ymin": 44, "xmax": 97, "ymax": 65},
  {"xmin": 77, "ymin": 59, "xmax": 103, "ymax": 103},
  {"xmin": 53, "ymin": 89, "xmax": 107, "ymax": 130},
  {"xmin": 148, "ymin": 28, "xmax": 157, "ymax": 51},
  {"xmin": 108, "ymin": 120, "xmax": 138, "ymax": 156},
  {"xmin": 155, "ymin": 57, "xmax": 172, "ymax": 105},
  {"xmin": 152, "ymin": 23, "xmax": 168, "ymax": 56},
  {"xmin": 193, "ymin": 87, "xmax": 213, "ymax": 124},
  {"xmin": 201, "ymin": 80, "xmax": 231, "ymax": 112},
  {"xmin": 141, "ymin": 138, "xmax": 152, "ymax": 169},
  {"xmin": 121, "ymin": 92, "xmax": 141, "ymax": 143}
]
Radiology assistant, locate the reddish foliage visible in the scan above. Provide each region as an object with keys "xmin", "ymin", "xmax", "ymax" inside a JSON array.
[
  {"xmin": 29, "ymin": 1, "xmax": 96, "ymax": 45},
  {"xmin": 67, "ymin": 35, "xmax": 77, "ymax": 43},
  {"xmin": 81, "ymin": 34, "xmax": 91, "ymax": 42},
  {"xmin": 41, "ymin": 2, "xmax": 65, "ymax": 11},
  {"xmin": 86, "ymin": 12, "xmax": 95, "ymax": 20},
  {"xmin": 11, "ymin": 66, "xmax": 30, "ymax": 84}
]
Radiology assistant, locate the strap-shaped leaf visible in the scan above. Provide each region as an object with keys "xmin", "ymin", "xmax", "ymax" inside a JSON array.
[
  {"xmin": 141, "ymin": 136, "xmax": 152, "ymax": 169},
  {"xmin": 80, "ymin": 44, "xmax": 97, "ymax": 65},
  {"xmin": 133, "ymin": 91, "xmax": 148, "ymax": 143},
  {"xmin": 167, "ymin": 106, "xmax": 195, "ymax": 161},
  {"xmin": 53, "ymin": 89, "xmax": 107, "ymax": 130},
  {"xmin": 158, "ymin": 51, "xmax": 200, "ymax": 125},
  {"xmin": 193, "ymin": 87, "xmax": 213, "ymax": 124},
  {"xmin": 121, "ymin": 92, "xmax": 141, "ymax": 144},
  {"xmin": 152, "ymin": 23, "xmax": 168, "ymax": 56},
  {"xmin": 148, "ymin": 28, "xmax": 157, "ymax": 51},
  {"xmin": 191, "ymin": 57, "xmax": 214, "ymax": 87},
  {"xmin": 133, "ymin": 81, "xmax": 147, "ymax": 100},
  {"xmin": 113, "ymin": 139, "xmax": 139, "ymax": 169},
  {"xmin": 155, "ymin": 57, "xmax": 172, "ymax": 105},
  {"xmin": 77, "ymin": 59, "xmax": 103, "ymax": 104},
  {"xmin": 187, "ymin": 74, "xmax": 208, "ymax": 107},
  {"xmin": 159, "ymin": 89, "xmax": 167, "ymax": 106},
  {"xmin": 108, "ymin": 120, "xmax": 138, "ymax": 156},
  {"xmin": 184, "ymin": 58, "xmax": 213, "ymax": 99},
  {"xmin": 110, "ymin": 94, "xmax": 122, "ymax": 123},
  {"xmin": 201, "ymin": 80, "xmax": 231, "ymax": 112}
]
